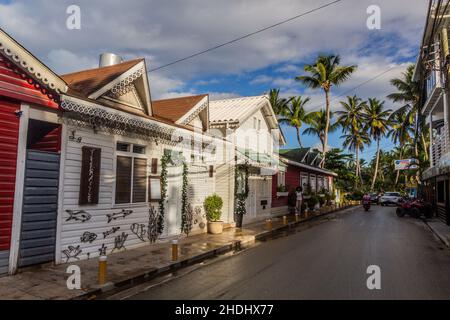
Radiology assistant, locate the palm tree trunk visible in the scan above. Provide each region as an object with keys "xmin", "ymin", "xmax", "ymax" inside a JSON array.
[
  {"xmin": 395, "ymin": 149, "xmax": 403, "ymax": 186},
  {"xmin": 320, "ymin": 89, "xmax": 331, "ymax": 168},
  {"xmin": 355, "ymin": 149, "xmax": 359, "ymax": 188},
  {"xmin": 296, "ymin": 127, "xmax": 302, "ymax": 148},
  {"xmin": 371, "ymin": 138, "xmax": 381, "ymax": 191},
  {"xmin": 421, "ymin": 132, "xmax": 429, "ymax": 161}
]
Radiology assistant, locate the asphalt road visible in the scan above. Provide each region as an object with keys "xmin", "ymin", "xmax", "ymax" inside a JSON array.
[{"xmin": 120, "ymin": 205, "xmax": 450, "ymax": 299}]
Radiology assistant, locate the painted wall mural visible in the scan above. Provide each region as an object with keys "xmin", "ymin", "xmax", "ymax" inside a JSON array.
[
  {"xmin": 130, "ymin": 223, "xmax": 147, "ymax": 241},
  {"xmin": 65, "ymin": 210, "xmax": 91, "ymax": 223},
  {"xmin": 80, "ymin": 232, "xmax": 97, "ymax": 243},
  {"xmin": 107, "ymin": 209, "xmax": 133, "ymax": 223},
  {"xmin": 103, "ymin": 227, "xmax": 120, "ymax": 238},
  {"xmin": 62, "ymin": 245, "xmax": 82, "ymax": 263},
  {"xmin": 113, "ymin": 232, "xmax": 128, "ymax": 251}
]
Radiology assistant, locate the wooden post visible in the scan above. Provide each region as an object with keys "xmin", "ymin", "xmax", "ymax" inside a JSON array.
[
  {"xmin": 172, "ymin": 240, "xmax": 178, "ymax": 261},
  {"xmin": 98, "ymin": 255, "xmax": 107, "ymax": 286}
]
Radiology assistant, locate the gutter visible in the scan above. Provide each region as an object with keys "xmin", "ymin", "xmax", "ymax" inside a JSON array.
[{"xmin": 280, "ymin": 156, "xmax": 338, "ymax": 177}]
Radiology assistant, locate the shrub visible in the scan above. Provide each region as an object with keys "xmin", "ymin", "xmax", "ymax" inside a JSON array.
[
  {"xmin": 308, "ymin": 195, "xmax": 319, "ymax": 209},
  {"xmin": 204, "ymin": 194, "xmax": 223, "ymax": 222}
]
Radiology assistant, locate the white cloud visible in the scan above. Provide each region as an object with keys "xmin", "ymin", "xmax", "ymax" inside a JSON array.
[{"xmin": 250, "ymin": 75, "xmax": 272, "ymax": 85}]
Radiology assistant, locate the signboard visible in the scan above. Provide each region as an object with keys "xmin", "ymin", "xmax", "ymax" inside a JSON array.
[{"xmin": 394, "ymin": 159, "xmax": 419, "ymax": 171}]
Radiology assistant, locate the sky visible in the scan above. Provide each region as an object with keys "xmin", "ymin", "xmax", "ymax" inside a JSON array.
[{"xmin": 0, "ymin": 0, "xmax": 429, "ymax": 161}]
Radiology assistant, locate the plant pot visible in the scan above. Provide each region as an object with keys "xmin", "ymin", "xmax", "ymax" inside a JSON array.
[
  {"xmin": 235, "ymin": 214, "xmax": 243, "ymax": 228},
  {"xmin": 276, "ymin": 192, "xmax": 289, "ymax": 197},
  {"xmin": 319, "ymin": 194, "xmax": 325, "ymax": 197},
  {"xmin": 303, "ymin": 195, "xmax": 311, "ymax": 200},
  {"xmin": 207, "ymin": 221, "xmax": 224, "ymax": 234}
]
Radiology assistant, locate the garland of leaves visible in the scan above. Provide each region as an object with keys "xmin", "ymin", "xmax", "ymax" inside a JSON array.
[
  {"xmin": 158, "ymin": 153, "xmax": 170, "ymax": 234},
  {"xmin": 180, "ymin": 161, "xmax": 192, "ymax": 235},
  {"xmin": 235, "ymin": 161, "xmax": 250, "ymax": 215}
]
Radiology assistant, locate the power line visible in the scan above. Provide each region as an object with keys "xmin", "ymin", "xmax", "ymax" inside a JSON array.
[{"xmin": 148, "ymin": 0, "xmax": 344, "ymax": 73}]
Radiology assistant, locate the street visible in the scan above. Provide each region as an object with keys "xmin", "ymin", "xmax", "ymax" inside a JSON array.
[{"xmin": 119, "ymin": 206, "xmax": 450, "ymax": 300}]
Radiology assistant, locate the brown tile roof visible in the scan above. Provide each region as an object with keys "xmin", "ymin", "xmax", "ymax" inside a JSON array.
[
  {"xmin": 152, "ymin": 94, "xmax": 208, "ymax": 123},
  {"xmin": 61, "ymin": 58, "xmax": 143, "ymax": 98}
]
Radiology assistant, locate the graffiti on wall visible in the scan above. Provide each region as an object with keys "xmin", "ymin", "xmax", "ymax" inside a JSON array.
[
  {"xmin": 148, "ymin": 206, "xmax": 160, "ymax": 243},
  {"xmin": 80, "ymin": 231, "xmax": 97, "ymax": 243},
  {"xmin": 130, "ymin": 223, "xmax": 147, "ymax": 241},
  {"xmin": 103, "ymin": 226, "xmax": 120, "ymax": 238},
  {"xmin": 62, "ymin": 245, "xmax": 82, "ymax": 263},
  {"xmin": 65, "ymin": 210, "xmax": 91, "ymax": 223},
  {"xmin": 98, "ymin": 244, "xmax": 107, "ymax": 256},
  {"xmin": 107, "ymin": 209, "xmax": 133, "ymax": 223},
  {"xmin": 113, "ymin": 232, "xmax": 128, "ymax": 251}
]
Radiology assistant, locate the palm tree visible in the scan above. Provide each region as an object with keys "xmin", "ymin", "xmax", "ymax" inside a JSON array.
[
  {"xmin": 363, "ymin": 98, "xmax": 392, "ymax": 191},
  {"xmin": 387, "ymin": 110, "xmax": 412, "ymax": 186},
  {"xmin": 341, "ymin": 130, "xmax": 370, "ymax": 188},
  {"xmin": 336, "ymin": 95, "xmax": 366, "ymax": 133},
  {"xmin": 296, "ymin": 54, "xmax": 357, "ymax": 165},
  {"xmin": 387, "ymin": 65, "xmax": 427, "ymax": 159},
  {"xmin": 278, "ymin": 96, "xmax": 311, "ymax": 147},
  {"xmin": 303, "ymin": 109, "xmax": 339, "ymax": 158},
  {"xmin": 269, "ymin": 88, "xmax": 290, "ymax": 116}
]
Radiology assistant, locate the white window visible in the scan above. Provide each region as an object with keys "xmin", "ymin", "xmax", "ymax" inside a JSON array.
[
  {"xmin": 278, "ymin": 171, "xmax": 286, "ymax": 187},
  {"xmin": 115, "ymin": 142, "xmax": 148, "ymax": 204}
]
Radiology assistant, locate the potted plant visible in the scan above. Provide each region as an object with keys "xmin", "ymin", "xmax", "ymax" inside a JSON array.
[
  {"xmin": 287, "ymin": 190, "xmax": 297, "ymax": 214},
  {"xmin": 204, "ymin": 194, "xmax": 224, "ymax": 234},
  {"xmin": 235, "ymin": 193, "xmax": 246, "ymax": 228},
  {"xmin": 276, "ymin": 185, "xmax": 289, "ymax": 197},
  {"xmin": 308, "ymin": 195, "xmax": 319, "ymax": 210},
  {"xmin": 318, "ymin": 188, "xmax": 326, "ymax": 198},
  {"xmin": 303, "ymin": 183, "xmax": 312, "ymax": 200}
]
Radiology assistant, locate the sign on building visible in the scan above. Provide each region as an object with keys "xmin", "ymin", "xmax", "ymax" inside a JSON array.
[{"xmin": 394, "ymin": 159, "xmax": 418, "ymax": 171}]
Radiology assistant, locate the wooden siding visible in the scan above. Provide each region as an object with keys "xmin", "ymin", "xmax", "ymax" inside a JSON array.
[
  {"xmin": 214, "ymin": 163, "xmax": 234, "ymax": 223},
  {"xmin": 0, "ymin": 251, "xmax": 9, "ymax": 275},
  {"xmin": 0, "ymin": 56, "xmax": 58, "ymax": 109},
  {"xmin": 0, "ymin": 97, "xmax": 19, "ymax": 251},
  {"xmin": 59, "ymin": 125, "xmax": 215, "ymax": 262}
]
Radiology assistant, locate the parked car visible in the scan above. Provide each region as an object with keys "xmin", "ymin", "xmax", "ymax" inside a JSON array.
[
  {"xmin": 379, "ymin": 192, "xmax": 402, "ymax": 206},
  {"xmin": 369, "ymin": 193, "xmax": 379, "ymax": 204}
]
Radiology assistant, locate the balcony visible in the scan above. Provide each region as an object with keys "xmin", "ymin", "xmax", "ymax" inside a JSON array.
[
  {"xmin": 423, "ymin": 70, "xmax": 443, "ymax": 115},
  {"xmin": 431, "ymin": 125, "xmax": 450, "ymax": 167}
]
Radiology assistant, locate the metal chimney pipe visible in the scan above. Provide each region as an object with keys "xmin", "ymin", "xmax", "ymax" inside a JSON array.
[{"xmin": 99, "ymin": 53, "xmax": 123, "ymax": 67}]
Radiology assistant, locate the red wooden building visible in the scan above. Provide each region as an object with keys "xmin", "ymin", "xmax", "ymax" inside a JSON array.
[
  {"xmin": 271, "ymin": 148, "xmax": 337, "ymax": 215},
  {"xmin": 0, "ymin": 28, "xmax": 67, "ymax": 274}
]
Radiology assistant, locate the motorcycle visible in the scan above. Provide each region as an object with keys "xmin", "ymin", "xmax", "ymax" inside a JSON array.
[
  {"xmin": 396, "ymin": 198, "xmax": 433, "ymax": 219},
  {"xmin": 362, "ymin": 198, "xmax": 371, "ymax": 212}
]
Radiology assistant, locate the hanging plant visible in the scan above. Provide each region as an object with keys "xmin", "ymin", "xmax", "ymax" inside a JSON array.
[
  {"xmin": 235, "ymin": 161, "xmax": 250, "ymax": 216},
  {"xmin": 158, "ymin": 153, "xmax": 170, "ymax": 234},
  {"xmin": 180, "ymin": 161, "xmax": 192, "ymax": 235}
]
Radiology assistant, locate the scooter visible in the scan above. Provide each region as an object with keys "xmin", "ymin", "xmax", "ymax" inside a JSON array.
[{"xmin": 362, "ymin": 198, "xmax": 371, "ymax": 212}]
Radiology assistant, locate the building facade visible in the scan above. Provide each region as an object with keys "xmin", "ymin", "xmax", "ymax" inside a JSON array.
[{"xmin": 414, "ymin": 1, "xmax": 450, "ymax": 225}]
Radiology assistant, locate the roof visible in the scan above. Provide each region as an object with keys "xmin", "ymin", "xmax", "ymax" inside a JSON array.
[
  {"xmin": 152, "ymin": 94, "xmax": 208, "ymax": 123},
  {"xmin": 280, "ymin": 156, "xmax": 337, "ymax": 177},
  {"xmin": 61, "ymin": 58, "xmax": 143, "ymax": 98},
  {"xmin": 209, "ymin": 95, "xmax": 277, "ymax": 127},
  {"xmin": 279, "ymin": 148, "xmax": 310, "ymax": 163}
]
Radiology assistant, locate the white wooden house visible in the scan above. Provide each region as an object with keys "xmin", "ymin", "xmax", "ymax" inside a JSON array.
[
  {"xmin": 35, "ymin": 55, "xmax": 217, "ymax": 264},
  {"xmin": 209, "ymin": 96, "xmax": 285, "ymax": 224}
]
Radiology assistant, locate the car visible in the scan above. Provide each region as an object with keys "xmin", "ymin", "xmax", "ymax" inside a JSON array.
[
  {"xmin": 369, "ymin": 193, "xmax": 379, "ymax": 204},
  {"xmin": 379, "ymin": 192, "xmax": 402, "ymax": 206}
]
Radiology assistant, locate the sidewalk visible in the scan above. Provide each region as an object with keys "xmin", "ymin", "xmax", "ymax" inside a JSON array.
[
  {"xmin": 424, "ymin": 218, "xmax": 450, "ymax": 248},
  {"xmin": 0, "ymin": 204, "xmax": 356, "ymax": 300}
]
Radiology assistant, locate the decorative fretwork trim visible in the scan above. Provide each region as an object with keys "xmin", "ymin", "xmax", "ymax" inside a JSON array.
[
  {"xmin": 61, "ymin": 97, "xmax": 177, "ymax": 142},
  {"xmin": 109, "ymin": 68, "xmax": 144, "ymax": 98},
  {"xmin": 177, "ymin": 98, "xmax": 209, "ymax": 125}
]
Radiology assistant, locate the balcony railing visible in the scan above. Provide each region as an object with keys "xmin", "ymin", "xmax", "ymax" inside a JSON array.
[{"xmin": 432, "ymin": 125, "xmax": 450, "ymax": 167}]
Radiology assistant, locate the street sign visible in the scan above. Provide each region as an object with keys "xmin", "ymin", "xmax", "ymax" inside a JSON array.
[{"xmin": 394, "ymin": 159, "xmax": 419, "ymax": 170}]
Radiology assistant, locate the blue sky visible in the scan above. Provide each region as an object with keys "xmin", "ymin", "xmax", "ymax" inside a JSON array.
[{"xmin": 0, "ymin": 0, "xmax": 428, "ymax": 161}]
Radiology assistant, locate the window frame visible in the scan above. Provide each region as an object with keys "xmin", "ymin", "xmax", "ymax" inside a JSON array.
[
  {"xmin": 278, "ymin": 170, "xmax": 286, "ymax": 188},
  {"xmin": 114, "ymin": 141, "xmax": 149, "ymax": 205}
]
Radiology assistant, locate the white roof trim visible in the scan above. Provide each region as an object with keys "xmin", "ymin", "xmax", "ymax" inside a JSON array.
[
  {"xmin": 280, "ymin": 157, "xmax": 337, "ymax": 177},
  {"xmin": 0, "ymin": 28, "xmax": 68, "ymax": 94},
  {"xmin": 176, "ymin": 95, "xmax": 209, "ymax": 125}
]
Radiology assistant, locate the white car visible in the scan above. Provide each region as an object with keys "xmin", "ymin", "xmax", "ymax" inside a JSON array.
[{"xmin": 379, "ymin": 192, "xmax": 402, "ymax": 206}]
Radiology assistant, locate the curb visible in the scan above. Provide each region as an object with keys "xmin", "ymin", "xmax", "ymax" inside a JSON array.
[
  {"xmin": 76, "ymin": 205, "xmax": 357, "ymax": 300},
  {"xmin": 423, "ymin": 219, "xmax": 450, "ymax": 248}
]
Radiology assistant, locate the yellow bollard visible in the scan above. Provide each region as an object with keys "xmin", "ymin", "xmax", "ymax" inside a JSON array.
[
  {"xmin": 305, "ymin": 210, "xmax": 309, "ymax": 219},
  {"xmin": 295, "ymin": 213, "xmax": 300, "ymax": 222},
  {"xmin": 98, "ymin": 255, "xmax": 107, "ymax": 286},
  {"xmin": 283, "ymin": 215, "xmax": 287, "ymax": 225},
  {"xmin": 266, "ymin": 218, "xmax": 272, "ymax": 230},
  {"xmin": 172, "ymin": 239, "xmax": 178, "ymax": 261}
]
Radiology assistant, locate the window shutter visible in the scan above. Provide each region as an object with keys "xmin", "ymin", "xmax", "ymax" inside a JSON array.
[
  {"xmin": 79, "ymin": 147, "xmax": 101, "ymax": 205},
  {"xmin": 115, "ymin": 156, "xmax": 132, "ymax": 204},
  {"xmin": 132, "ymin": 158, "xmax": 147, "ymax": 203},
  {"xmin": 151, "ymin": 158, "xmax": 158, "ymax": 174}
]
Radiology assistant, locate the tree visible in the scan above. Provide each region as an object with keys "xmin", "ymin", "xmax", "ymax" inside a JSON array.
[
  {"xmin": 363, "ymin": 98, "xmax": 391, "ymax": 190},
  {"xmin": 323, "ymin": 148, "xmax": 355, "ymax": 191},
  {"xmin": 303, "ymin": 109, "xmax": 339, "ymax": 157},
  {"xmin": 341, "ymin": 130, "xmax": 370, "ymax": 188},
  {"xmin": 269, "ymin": 88, "xmax": 290, "ymax": 116},
  {"xmin": 336, "ymin": 95, "xmax": 366, "ymax": 133},
  {"xmin": 278, "ymin": 96, "xmax": 311, "ymax": 147},
  {"xmin": 296, "ymin": 54, "xmax": 357, "ymax": 166},
  {"xmin": 387, "ymin": 65, "xmax": 427, "ymax": 160}
]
